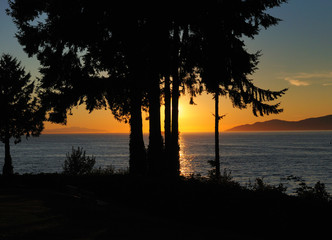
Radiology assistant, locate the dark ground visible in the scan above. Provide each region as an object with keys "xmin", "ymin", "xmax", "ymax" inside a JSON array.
[{"xmin": 0, "ymin": 174, "xmax": 331, "ymax": 239}]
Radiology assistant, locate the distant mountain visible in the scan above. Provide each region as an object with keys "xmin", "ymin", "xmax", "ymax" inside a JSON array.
[
  {"xmin": 227, "ymin": 115, "xmax": 332, "ymax": 132},
  {"xmin": 43, "ymin": 127, "xmax": 108, "ymax": 134}
]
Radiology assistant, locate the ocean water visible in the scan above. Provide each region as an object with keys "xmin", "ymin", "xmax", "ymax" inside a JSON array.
[
  {"xmin": 0, "ymin": 131, "xmax": 332, "ymax": 193},
  {"xmin": 180, "ymin": 132, "xmax": 332, "ymax": 193}
]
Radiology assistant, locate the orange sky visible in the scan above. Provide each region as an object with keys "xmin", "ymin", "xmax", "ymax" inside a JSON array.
[
  {"xmin": 25, "ymin": 1, "xmax": 332, "ymax": 134},
  {"xmin": 2, "ymin": 0, "xmax": 332, "ymax": 134},
  {"xmin": 45, "ymin": 94, "xmax": 225, "ymax": 133},
  {"xmin": 43, "ymin": 83, "xmax": 332, "ymax": 134}
]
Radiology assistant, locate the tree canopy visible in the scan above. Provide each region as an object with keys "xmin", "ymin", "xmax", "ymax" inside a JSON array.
[
  {"xmin": 7, "ymin": 0, "xmax": 288, "ymax": 177},
  {"xmin": 0, "ymin": 53, "xmax": 44, "ymax": 175}
]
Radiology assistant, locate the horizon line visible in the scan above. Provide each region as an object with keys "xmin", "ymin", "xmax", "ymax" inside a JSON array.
[{"xmin": 42, "ymin": 130, "xmax": 332, "ymax": 135}]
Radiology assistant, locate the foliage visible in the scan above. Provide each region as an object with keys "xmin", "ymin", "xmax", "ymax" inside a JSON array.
[
  {"xmin": 91, "ymin": 165, "xmax": 115, "ymax": 176},
  {"xmin": 208, "ymin": 167, "xmax": 240, "ymax": 187},
  {"xmin": 0, "ymin": 53, "xmax": 44, "ymax": 175},
  {"xmin": 247, "ymin": 177, "xmax": 287, "ymax": 194},
  {"xmin": 1, "ymin": 173, "xmax": 332, "ymax": 239},
  {"xmin": 207, "ymin": 159, "xmax": 218, "ymax": 181},
  {"xmin": 196, "ymin": 1, "xmax": 288, "ymax": 179},
  {"xmin": 63, "ymin": 147, "xmax": 96, "ymax": 176},
  {"xmin": 0, "ymin": 53, "xmax": 44, "ymax": 144},
  {"xmin": 8, "ymin": 0, "xmax": 288, "ymax": 176},
  {"xmin": 91, "ymin": 165, "xmax": 129, "ymax": 176},
  {"xmin": 296, "ymin": 181, "xmax": 331, "ymax": 202},
  {"xmin": 282, "ymin": 175, "xmax": 331, "ymax": 201},
  {"xmin": 219, "ymin": 168, "xmax": 235, "ymax": 183}
]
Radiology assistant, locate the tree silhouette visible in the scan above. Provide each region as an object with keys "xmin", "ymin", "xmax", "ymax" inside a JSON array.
[
  {"xmin": 8, "ymin": 1, "xmax": 150, "ymax": 175},
  {"xmin": 7, "ymin": 0, "xmax": 289, "ymax": 178},
  {"xmin": 8, "ymin": 0, "xmax": 201, "ymax": 177},
  {"xmin": 88, "ymin": 12, "xmax": 150, "ymax": 175},
  {"xmin": 0, "ymin": 54, "xmax": 44, "ymax": 175},
  {"xmin": 198, "ymin": 0, "xmax": 288, "ymax": 179},
  {"xmin": 164, "ymin": 13, "xmax": 204, "ymax": 177}
]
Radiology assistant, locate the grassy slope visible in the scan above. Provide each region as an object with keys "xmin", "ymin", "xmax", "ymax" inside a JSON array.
[{"xmin": 0, "ymin": 174, "xmax": 331, "ymax": 239}]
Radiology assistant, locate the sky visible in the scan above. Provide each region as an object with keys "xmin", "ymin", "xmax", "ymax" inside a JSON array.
[{"xmin": 1, "ymin": 0, "xmax": 332, "ymax": 133}]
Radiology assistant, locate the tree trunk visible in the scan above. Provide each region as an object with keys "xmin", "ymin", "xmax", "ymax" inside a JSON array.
[
  {"xmin": 3, "ymin": 126, "xmax": 13, "ymax": 176},
  {"xmin": 147, "ymin": 74, "xmax": 164, "ymax": 175},
  {"xmin": 164, "ymin": 75, "xmax": 171, "ymax": 158},
  {"xmin": 169, "ymin": 24, "xmax": 181, "ymax": 177},
  {"xmin": 129, "ymin": 90, "xmax": 147, "ymax": 175},
  {"xmin": 171, "ymin": 69, "xmax": 180, "ymax": 177},
  {"xmin": 214, "ymin": 90, "xmax": 221, "ymax": 179}
]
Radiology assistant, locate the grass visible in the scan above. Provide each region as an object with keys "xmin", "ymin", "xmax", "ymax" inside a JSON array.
[
  {"xmin": 0, "ymin": 188, "xmax": 65, "ymax": 239},
  {"xmin": 0, "ymin": 173, "xmax": 331, "ymax": 239}
]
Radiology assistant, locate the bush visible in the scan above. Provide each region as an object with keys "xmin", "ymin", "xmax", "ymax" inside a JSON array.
[
  {"xmin": 92, "ymin": 165, "xmax": 116, "ymax": 176},
  {"xmin": 63, "ymin": 147, "xmax": 96, "ymax": 175},
  {"xmin": 296, "ymin": 181, "xmax": 330, "ymax": 202},
  {"xmin": 248, "ymin": 177, "xmax": 287, "ymax": 194}
]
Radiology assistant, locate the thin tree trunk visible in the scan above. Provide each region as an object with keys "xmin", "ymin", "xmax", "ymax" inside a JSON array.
[
  {"xmin": 3, "ymin": 125, "xmax": 13, "ymax": 176},
  {"xmin": 215, "ymin": 90, "xmax": 221, "ymax": 179},
  {"xmin": 164, "ymin": 75, "xmax": 171, "ymax": 157},
  {"xmin": 170, "ymin": 24, "xmax": 180, "ymax": 177},
  {"xmin": 171, "ymin": 69, "xmax": 180, "ymax": 176},
  {"xmin": 147, "ymin": 74, "xmax": 164, "ymax": 175},
  {"xmin": 129, "ymin": 90, "xmax": 147, "ymax": 175}
]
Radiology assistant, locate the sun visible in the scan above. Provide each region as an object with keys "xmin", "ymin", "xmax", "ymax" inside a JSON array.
[{"xmin": 178, "ymin": 102, "xmax": 183, "ymax": 115}]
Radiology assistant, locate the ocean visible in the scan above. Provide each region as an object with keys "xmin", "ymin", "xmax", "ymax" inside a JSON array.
[{"xmin": 1, "ymin": 131, "xmax": 332, "ymax": 193}]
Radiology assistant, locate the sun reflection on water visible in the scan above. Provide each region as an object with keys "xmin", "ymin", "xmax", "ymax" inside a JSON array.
[{"xmin": 179, "ymin": 135, "xmax": 195, "ymax": 176}]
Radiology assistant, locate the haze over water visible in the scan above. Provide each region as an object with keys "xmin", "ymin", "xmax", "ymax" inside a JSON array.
[{"xmin": 1, "ymin": 131, "xmax": 331, "ymax": 193}]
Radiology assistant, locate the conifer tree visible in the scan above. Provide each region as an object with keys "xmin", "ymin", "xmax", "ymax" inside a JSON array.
[
  {"xmin": 199, "ymin": 0, "xmax": 288, "ymax": 179},
  {"xmin": 0, "ymin": 54, "xmax": 44, "ymax": 175},
  {"xmin": 8, "ymin": 0, "xmax": 149, "ymax": 175},
  {"xmin": 8, "ymin": 0, "xmax": 288, "ymax": 179}
]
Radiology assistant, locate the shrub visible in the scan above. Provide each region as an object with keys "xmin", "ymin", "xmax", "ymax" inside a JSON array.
[
  {"xmin": 207, "ymin": 167, "xmax": 241, "ymax": 188},
  {"xmin": 92, "ymin": 165, "xmax": 116, "ymax": 176},
  {"xmin": 63, "ymin": 147, "xmax": 96, "ymax": 175},
  {"xmin": 296, "ymin": 181, "xmax": 330, "ymax": 202},
  {"xmin": 248, "ymin": 177, "xmax": 287, "ymax": 194}
]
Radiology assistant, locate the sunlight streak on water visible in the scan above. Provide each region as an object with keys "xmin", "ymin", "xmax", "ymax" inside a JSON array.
[{"xmin": 179, "ymin": 135, "xmax": 195, "ymax": 176}]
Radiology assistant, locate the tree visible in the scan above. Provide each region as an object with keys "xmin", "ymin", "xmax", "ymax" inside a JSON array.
[
  {"xmin": 8, "ymin": 0, "xmax": 288, "ymax": 179},
  {"xmin": 164, "ymin": 12, "xmax": 204, "ymax": 177},
  {"xmin": 8, "ymin": 0, "xmax": 205, "ymax": 178},
  {"xmin": 0, "ymin": 54, "xmax": 44, "ymax": 175},
  {"xmin": 8, "ymin": 0, "xmax": 149, "ymax": 175},
  {"xmin": 198, "ymin": 0, "xmax": 288, "ymax": 179}
]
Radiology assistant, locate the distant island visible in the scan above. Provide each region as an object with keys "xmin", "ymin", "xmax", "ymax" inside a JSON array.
[{"xmin": 227, "ymin": 115, "xmax": 332, "ymax": 132}]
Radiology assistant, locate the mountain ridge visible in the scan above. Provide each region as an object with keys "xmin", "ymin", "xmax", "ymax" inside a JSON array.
[{"xmin": 227, "ymin": 115, "xmax": 332, "ymax": 132}]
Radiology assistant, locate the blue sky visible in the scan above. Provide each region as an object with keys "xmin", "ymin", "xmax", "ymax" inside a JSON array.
[
  {"xmin": 242, "ymin": 0, "xmax": 332, "ymax": 124},
  {"xmin": 0, "ymin": 0, "xmax": 40, "ymax": 77},
  {"xmin": 1, "ymin": 0, "xmax": 332, "ymax": 132}
]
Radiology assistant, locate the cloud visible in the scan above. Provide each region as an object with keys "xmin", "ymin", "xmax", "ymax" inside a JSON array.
[
  {"xmin": 284, "ymin": 71, "xmax": 332, "ymax": 87},
  {"xmin": 285, "ymin": 78, "xmax": 310, "ymax": 86}
]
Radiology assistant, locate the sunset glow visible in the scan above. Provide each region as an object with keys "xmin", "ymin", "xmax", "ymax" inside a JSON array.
[
  {"xmin": 1, "ymin": 0, "xmax": 332, "ymax": 134},
  {"xmin": 2, "ymin": 2, "xmax": 332, "ymax": 238}
]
